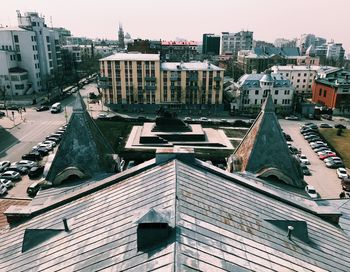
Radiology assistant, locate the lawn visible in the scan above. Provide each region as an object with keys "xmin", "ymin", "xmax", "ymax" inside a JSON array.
[{"xmin": 319, "ymin": 128, "xmax": 350, "ymax": 168}]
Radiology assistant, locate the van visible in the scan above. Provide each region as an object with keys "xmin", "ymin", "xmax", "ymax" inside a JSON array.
[
  {"xmin": 342, "ymin": 177, "xmax": 350, "ymax": 191},
  {"xmin": 51, "ymin": 103, "xmax": 61, "ymax": 113},
  {"xmin": 27, "ymin": 182, "xmax": 41, "ymax": 197}
]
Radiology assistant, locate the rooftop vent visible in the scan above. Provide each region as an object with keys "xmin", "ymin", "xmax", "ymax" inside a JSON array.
[
  {"xmin": 265, "ymin": 219, "xmax": 309, "ymax": 242},
  {"xmin": 136, "ymin": 208, "xmax": 171, "ymax": 251}
]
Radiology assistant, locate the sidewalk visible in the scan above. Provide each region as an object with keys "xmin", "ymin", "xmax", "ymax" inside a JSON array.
[{"xmin": 0, "ymin": 112, "xmax": 26, "ymax": 129}]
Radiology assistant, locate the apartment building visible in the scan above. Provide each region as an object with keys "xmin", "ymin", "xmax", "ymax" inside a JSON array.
[
  {"xmin": 99, "ymin": 53, "xmax": 224, "ymax": 106},
  {"xmin": 0, "ymin": 11, "xmax": 62, "ymax": 94},
  {"xmin": 271, "ymin": 65, "xmax": 320, "ymax": 96},
  {"xmin": 221, "ymin": 31, "xmax": 253, "ymax": 55},
  {"xmin": 202, "ymin": 34, "xmax": 220, "ymax": 56},
  {"xmin": 233, "ymin": 70, "xmax": 294, "ymax": 114}
]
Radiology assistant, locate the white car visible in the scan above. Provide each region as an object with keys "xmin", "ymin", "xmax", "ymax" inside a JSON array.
[
  {"xmin": 43, "ymin": 140, "xmax": 56, "ymax": 147},
  {"xmin": 184, "ymin": 117, "xmax": 192, "ymax": 121},
  {"xmin": 0, "ymin": 185, "xmax": 7, "ymax": 195},
  {"xmin": 305, "ymin": 185, "xmax": 318, "ymax": 199},
  {"xmin": 33, "ymin": 142, "xmax": 53, "ymax": 151},
  {"xmin": 0, "ymin": 171, "xmax": 21, "ymax": 180},
  {"xmin": 285, "ymin": 115, "xmax": 299, "ymax": 120},
  {"xmin": 0, "ymin": 161, "xmax": 11, "ymax": 172},
  {"xmin": 15, "ymin": 160, "xmax": 36, "ymax": 169},
  {"xmin": 0, "ymin": 178, "xmax": 13, "ymax": 188},
  {"xmin": 336, "ymin": 168, "xmax": 348, "ymax": 179},
  {"xmin": 324, "ymin": 157, "xmax": 342, "ymax": 164},
  {"xmin": 299, "ymin": 154, "xmax": 310, "ymax": 165},
  {"xmin": 199, "ymin": 117, "xmax": 211, "ymax": 122}
]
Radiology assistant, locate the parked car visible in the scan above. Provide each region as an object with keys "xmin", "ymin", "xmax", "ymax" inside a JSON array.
[
  {"xmin": 342, "ymin": 177, "xmax": 350, "ymax": 191},
  {"xmin": 22, "ymin": 152, "xmax": 42, "ymax": 161},
  {"xmin": 336, "ymin": 168, "xmax": 348, "ymax": 179},
  {"xmin": 33, "ymin": 147, "xmax": 50, "ymax": 156},
  {"xmin": 0, "ymin": 111, "xmax": 5, "ymax": 117},
  {"xmin": 199, "ymin": 117, "xmax": 210, "ymax": 122},
  {"xmin": 0, "ymin": 161, "xmax": 11, "ymax": 173},
  {"xmin": 300, "ymin": 129, "xmax": 318, "ymax": 135},
  {"xmin": 285, "ymin": 115, "xmax": 299, "ymax": 120},
  {"xmin": 319, "ymin": 123, "xmax": 332, "ymax": 128},
  {"xmin": 283, "ymin": 133, "xmax": 292, "ymax": 141},
  {"xmin": 318, "ymin": 151, "xmax": 336, "ymax": 160},
  {"xmin": 0, "ymin": 178, "xmax": 13, "ymax": 188},
  {"xmin": 35, "ymin": 105, "xmax": 49, "ymax": 112},
  {"xmin": 15, "ymin": 160, "xmax": 37, "ymax": 169},
  {"xmin": 324, "ymin": 157, "xmax": 342, "ymax": 164},
  {"xmin": 301, "ymin": 123, "xmax": 318, "ymax": 129},
  {"xmin": 33, "ymin": 143, "xmax": 53, "ymax": 151},
  {"xmin": 0, "ymin": 171, "xmax": 21, "ymax": 181},
  {"xmin": 314, "ymin": 147, "xmax": 331, "ymax": 153},
  {"xmin": 46, "ymin": 137, "xmax": 60, "ymax": 144},
  {"xmin": 334, "ymin": 124, "xmax": 346, "ymax": 129},
  {"xmin": 184, "ymin": 117, "xmax": 192, "ymax": 121},
  {"xmin": 305, "ymin": 185, "xmax": 318, "ymax": 198},
  {"xmin": 300, "ymin": 163, "xmax": 311, "ymax": 175},
  {"xmin": 28, "ymin": 166, "xmax": 45, "ymax": 179},
  {"xmin": 97, "ymin": 113, "xmax": 109, "ymax": 120},
  {"xmin": 126, "ymin": 160, "xmax": 135, "ymax": 169},
  {"xmin": 0, "ymin": 184, "xmax": 7, "ymax": 196},
  {"xmin": 299, "ymin": 154, "xmax": 310, "ymax": 165},
  {"xmin": 310, "ymin": 143, "xmax": 326, "ymax": 149},
  {"xmin": 27, "ymin": 182, "xmax": 41, "ymax": 197},
  {"xmin": 325, "ymin": 160, "xmax": 344, "ymax": 169},
  {"xmin": 307, "ymin": 137, "xmax": 321, "ymax": 143},
  {"xmin": 5, "ymin": 165, "xmax": 29, "ymax": 175},
  {"xmin": 321, "ymin": 114, "xmax": 332, "ymax": 120},
  {"xmin": 43, "ymin": 140, "xmax": 56, "ymax": 147}
]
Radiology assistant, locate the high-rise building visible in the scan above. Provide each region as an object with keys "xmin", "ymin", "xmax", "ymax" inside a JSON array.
[
  {"xmin": 298, "ymin": 34, "xmax": 326, "ymax": 55},
  {"xmin": 202, "ymin": 34, "xmax": 220, "ymax": 56},
  {"xmin": 99, "ymin": 53, "xmax": 224, "ymax": 106},
  {"xmin": 274, "ymin": 38, "xmax": 297, "ymax": 48},
  {"xmin": 221, "ymin": 31, "xmax": 253, "ymax": 55},
  {"xmin": 315, "ymin": 42, "xmax": 345, "ymax": 61},
  {"xmin": 118, "ymin": 23, "xmax": 125, "ymax": 50}
]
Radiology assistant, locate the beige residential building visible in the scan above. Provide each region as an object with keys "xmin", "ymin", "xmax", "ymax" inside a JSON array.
[{"xmin": 99, "ymin": 53, "xmax": 224, "ymax": 105}]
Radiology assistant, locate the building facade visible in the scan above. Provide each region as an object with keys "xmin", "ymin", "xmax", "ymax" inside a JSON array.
[
  {"xmin": 233, "ymin": 71, "xmax": 294, "ymax": 114},
  {"xmin": 312, "ymin": 69, "xmax": 350, "ymax": 114},
  {"xmin": 0, "ymin": 27, "xmax": 40, "ymax": 94},
  {"xmin": 99, "ymin": 53, "xmax": 224, "ymax": 106},
  {"xmin": 202, "ymin": 34, "xmax": 220, "ymax": 56},
  {"xmin": 271, "ymin": 65, "xmax": 320, "ymax": 96},
  {"xmin": 221, "ymin": 31, "xmax": 253, "ymax": 55},
  {"xmin": 237, "ymin": 47, "xmax": 300, "ymax": 74},
  {"xmin": 160, "ymin": 41, "xmax": 199, "ymax": 62}
]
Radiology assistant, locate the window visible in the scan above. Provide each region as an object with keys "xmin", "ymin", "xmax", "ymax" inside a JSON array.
[
  {"xmin": 275, "ymin": 90, "xmax": 279, "ymax": 95},
  {"xmin": 302, "ymin": 85, "xmax": 305, "ymax": 88},
  {"xmin": 297, "ymin": 79, "xmax": 300, "ymax": 83},
  {"xmin": 20, "ymin": 74, "xmax": 28, "ymax": 80},
  {"xmin": 274, "ymin": 99, "xmax": 277, "ymax": 104},
  {"xmin": 14, "ymin": 35, "xmax": 19, "ymax": 43},
  {"xmin": 15, "ymin": 84, "xmax": 24, "ymax": 90},
  {"xmin": 17, "ymin": 54, "xmax": 21, "ymax": 61},
  {"xmin": 254, "ymin": 99, "xmax": 257, "ymax": 104},
  {"xmin": 48, "ymin": 53, "xmax": 52, "ymax": 59},
  {"xmin": 303, "ymin": 79, "xmax": 306, "ymax": 83},
  {"xmin": 46, "ymin": 36, "xmax": 50, "ymax": 43},
  {"xmin": 319, "ymin": 89, "xmax": 322, "ymax": 96},
  {"xmin": 323, "ymin": 90, "xmax": 327, "ymax": 97},
  {"xmin": 286, "ymin": 73, "xmax": 289, "ymax": 77},
  {"xmin": 304, "ymin": 73, "xmax": 307, "ymax": 76},
  {"xmin": 49, "ymin": 61, "xmax": 53, "ymax": 68},
  {"xmin": 47, "ymin": 45, "xmax": 51, "ymax": 51},
  {"xmin": 31, "ymin": 22, "xmax": 36, "ymax": 27},
  {"xmin": 308, "ymin": 85, "xmax": 311, "ymax": 89},
  {"xmin": 255, "ymin": 90, "xmax": 259, "ymax": 95},
  {"xmin": 298, "ymin": 73, "xmax": 301, "ymax": 76},
  {"xmin": 284, "ymin": 90, "xmax": 290, "ymax": 95}
]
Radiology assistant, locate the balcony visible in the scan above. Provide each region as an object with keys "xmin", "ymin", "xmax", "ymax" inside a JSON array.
[
  {"xmin": 145, "ymin": 76, "xmax": 156, "ymax": 82},
  {"xmin": 188, "ymin": 75, "xmax": 198, "ymax": 81},
  {"xmin": 214, "ymin": 76, "xmax": 222, "ymax": 81},
  {"xmin": 170, "ymin": 76, "xmax": 178, "ymax": 81},
  {"xmin": 145, "ymin": 85, "xmax": 156, "ymax": 91}
]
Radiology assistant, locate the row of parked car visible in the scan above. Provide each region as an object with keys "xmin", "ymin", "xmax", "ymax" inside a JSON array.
[
  {"xmin": 300, "ymin": 122, "xmax": 349, "ymax": 191},
  {"xmin": 0, "ymin": 125, "xmax": 67, "ymax": 197}
]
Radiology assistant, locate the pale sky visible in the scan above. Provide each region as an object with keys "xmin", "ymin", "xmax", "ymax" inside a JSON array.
[{"xmin": 1, "ymin": 0, "xmax": 349, "ymax": 53}]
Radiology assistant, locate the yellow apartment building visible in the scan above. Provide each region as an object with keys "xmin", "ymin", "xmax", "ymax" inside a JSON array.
[{"xmin": 99, "ymin": 53, "xmax": 224, "ymax": 105}]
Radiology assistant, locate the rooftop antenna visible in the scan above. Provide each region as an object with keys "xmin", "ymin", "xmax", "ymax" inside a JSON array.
[{"xmin": 50, "ymin": 16, "xmax": 53, "ymax": 28}]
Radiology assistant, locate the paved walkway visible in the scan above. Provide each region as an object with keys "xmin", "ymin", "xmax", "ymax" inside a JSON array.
[{"xmin": 0, "ymin": 111, "xmax": 27, "ymax": 129}]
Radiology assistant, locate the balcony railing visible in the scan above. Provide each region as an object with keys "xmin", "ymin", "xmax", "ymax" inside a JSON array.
[
  {"xmin": 145, "ymin": 76, "xmax": 156, "ymax": 82},
  {"xmin": 214, "ymin": 76, "xmax": 222, "ymax": 81}
]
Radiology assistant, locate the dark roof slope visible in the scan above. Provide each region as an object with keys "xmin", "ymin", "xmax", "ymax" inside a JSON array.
[
  {"xmin": 233, "ymin": 95, "xmax": 305, "ymax": 188},
  {"xmin": 45, "ymin": 93, "xmax": 116, "ymax": 184},
  {"xmin": 0, "ymin": 151, "xmax": 348, "ymax": 271}
]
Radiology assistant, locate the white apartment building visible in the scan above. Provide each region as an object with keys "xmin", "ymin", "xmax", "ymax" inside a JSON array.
[
  {"xmin": 0, "ymin": 27, "xmax": 40, "ymax": 95},
  {"xmin": 0, "ymin": 11, "xmax": 62, "ymax": 94},
  {"xmin": 221, "ymin": 31, "xmax": 253, "ymax": 55},
  {"xmin": 234, "ymin": 71, "xmax": 294, "ymax": 114},
  {"xmin": 315, "ymin": 42, "xmax": 345, "ymax": 61},
  {"xmin": 271, "ymin": 65, "xmax": 320, "ymax": 96}
]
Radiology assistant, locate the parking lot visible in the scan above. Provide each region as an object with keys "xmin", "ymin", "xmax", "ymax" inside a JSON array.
[{"xmin": 281, "ymin": 120, "xmax": 347, "ymax": 199}]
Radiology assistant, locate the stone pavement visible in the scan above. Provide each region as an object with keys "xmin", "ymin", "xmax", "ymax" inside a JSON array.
[{"xmin": 0, "ymin": 110, "xmax": 27, "ymax": 129}]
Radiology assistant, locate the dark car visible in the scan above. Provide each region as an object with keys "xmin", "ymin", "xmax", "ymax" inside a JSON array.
[
  {"xmin": 0, "ymin": 111, "xmax": 5, "ymax": 117},
  {"xmin": 334, "ymin": 124, "xmax": 346, "ymax": 129},
  {"xmin": 33, "ymin": 147, "xmax": 50, "ymax": 156},
  {"xmin": 319, "ymin": 123, "xmax": 332, "ymax": 128},
  {"xmin": 300, "ymin": 164, "xmax": 311, "ymax": 176},
  {"xmin": 283, "ymin": 133, "xmax": 292, "ymax": 141},
  {"xmin": 307, "ymin": 137, "xmax": 321, "ymax": 143},
  {"xmin": 27, "ymin": 182, "xmax": 41, "ymax": 197},
  {"xmin": 22, "ymin": 152, "xmax": 42, "ymax": 161},
  {"xmin": 5, "ymin": 165, "xmax": 29, "ymax": 175},
  {"xmin": 321, "ymin": 114, "xmax": 332, "ymax": 120},
  {"xmin": 342, "ymin": 177, "xmax": 350, "ymax": 191},
  {"xmin": 35, "ymin": 105, "xmax": 49, "ymax": 112},
  {"xmin": 325, "ymin": 160, "xmax": 344, "ymax": 169},
  {"xmin": 313, "ymin": 146, "xmax": 330, "ymax": 153},
  {"xmin": 46, "ymin": 136, "xmax": 60, "ymax": 144},
  {"xmin": 28, "ymin": 165, "xmax": 44, "ymax": 179}
]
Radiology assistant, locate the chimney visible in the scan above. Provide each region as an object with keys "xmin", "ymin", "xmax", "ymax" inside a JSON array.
[
  {"xmin": 63, "ymin": 218, "xmax": 69, "ymax": 232},
  {"xmin": 287, "ymin": 225, "xmax": 294, "ymax": 239}
]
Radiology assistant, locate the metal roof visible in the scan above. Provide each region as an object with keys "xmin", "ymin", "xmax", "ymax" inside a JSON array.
[
  {"xmin": 0, "ymin": 151, "xmax": 349, "ymax": 271},
  {"xmin": 161, "ymin": 62, "xmax": 224, "ymax": 71}
]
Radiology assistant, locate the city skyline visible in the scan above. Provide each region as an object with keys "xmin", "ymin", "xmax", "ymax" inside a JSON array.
[{"xmin": 0, "ymin": 0, "xmax": 349, "ymax": 53}]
